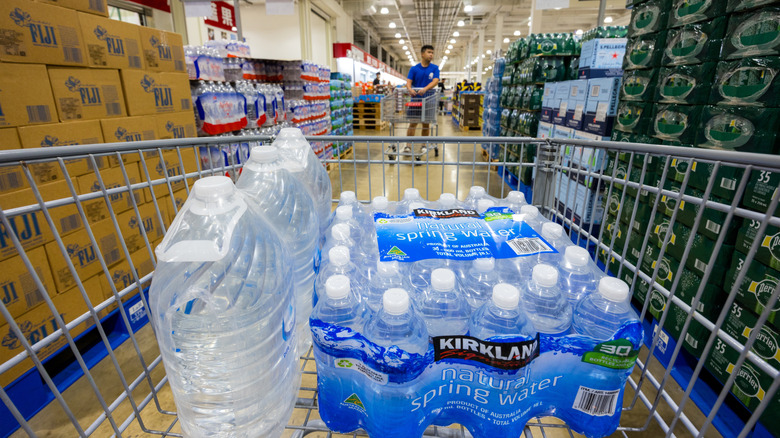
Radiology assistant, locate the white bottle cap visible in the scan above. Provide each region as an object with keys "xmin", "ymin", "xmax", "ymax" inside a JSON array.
[
  {"xmin": 533, "ymin": 264, "xmax": 559, "ymax": 287},
  {"xmin": 335, "ymin": 205, "xmax": 353, "ymax": 221},
  {"xmin": 473, "ymin": 257, "xmax": 495, "ymax": 272},
  {"xmin": 372, "ymin": 196, "xmax": 389, "ymax": 210},
  {"xmin": 599, "ymin": 277, "xmax": 630, "ymax": 302},
  {"xmin": 331, "ymin": 223, "xmax": 351, "ymax": 240},
  {"xmin": 492, "ymin": 283, "xmax": 520, "ymax": 310},
  {"xmin": 325, "ymin": 275, "xmax": 350, "ymax": 300},
  {"xmin": 541, "ymin": 222, "xmax": 563, "ymax": 240},
  {"xmin": 431, "ymin": 268, "xmax": 456, "ymax": 291},
  {"xmin": 520, "ymin": 205, "xmax": 539, "ymax": 219},
  {"xmin": 377, "ymin": 260, "xmax": 399, "ymax": 275},
  {"xmin": 565, "ymin": 246, "xmax": 590, "ymax": 267},
  {"xmin": 404, "ymin": 188, "xmax": 421, "ymax": 200},
  {"xmin": 340, "ymin": 191, "xmax": 357, "ymax": 204},
  {"xmin": 278, "ymin": 127, "xmax": 304, "ymax": 139},
  {"xmin": 506, "ymin": 191, "xmax": 526, "ymax": 204},
  {"xmin": 477, "ymin": 199, "xmax": 495, "ymax": 213},
  {"xmin": 469, "ymin": 186, "xmax": 486, "ymax": 198},
  {"xmin": 328, "ymin": 246, "xmax": 351, "ymax": 266},
  {"xmin": 438, "ymin": 193, "xmax": 456, "ymax": 206},
  {"xmin": 250, "ymin": 146, "xmax": 278, "ymax": 163},
  {"xmin": 383, "ymin": 288, "xmax": 411, "ymax": 315},
  {"xmin": 192, "ymin": 176, "xmax": 233, "ymax": 203}
]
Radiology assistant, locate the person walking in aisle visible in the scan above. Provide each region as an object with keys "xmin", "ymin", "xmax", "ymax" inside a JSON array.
[
  {"xmin": 373, "ymin": 72, "xmax": 381, "ymax": 86},
  {"xmin": 403, "ymin": 45, "xmax": 439, "ymax": 155}
]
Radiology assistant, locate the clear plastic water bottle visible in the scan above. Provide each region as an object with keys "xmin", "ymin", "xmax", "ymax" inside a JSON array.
[
  {"xmin": 397, "ymin": 188, "xmax": 426, "ymax": 213},
  {"xmin": 321, "ymin": 224, "xmax": 364, "ymax": 265},
  {"xmin": 521, "ymin": 264, "xmax": 572, "ymax": 334},
  {"xmin": 150, "ymin": 176, "xmax": 298, "ymax": 438},
  {"xmin": 364, "ymin": 288, "xmax": 429, "ymax": 355},
  {"xmin": 462, "ymin": 257, "xmax": 501, "ymax": 311},
  {"xmin": 328, "ymin": 205, "xmax": 366, "ymax": 245},
  {"xmin": 573, "ymin": 277, "xmax": 637, "ymax": 340},
  {"xmin": 435, "ymin": 193, "xmax": 464, "ymax": 210},
  {"xmin": 558, "ymin": 246, "xmax": 600, "ymax": 305},
  {"xmin": 408, "ymin": 258, "xmax": 465, "ymax": 294},
  {"xmin": 315, "ymin": 246, "xmax": 367, "ymax": 302},
  {"xmin": 311, "ymin": 274, "xmax": 368, "ymax": 333},
  {"xmin": 418, "ymin": 268, "xmax": 471, "ymax": 337},
  {"xmin": 274, "ymin": 128, "xmax": 332, "ymax": 232},
  {"xmin": 538, "ymin": 222, "xmax": 571, "ymax": 265},
  {"xmin": 371, "ymin": 195, "xmax": 392, "ymax": 215},
  {"xmin": 366, "ymin": 261, "xmax": 409, "ymax": 314},
  {"xmin": 469, "ymin": 283, "xmax": 536, "ymax": 340},
  {"xmin": 518, "ymin": 205, "xmax": 546, "ymax": 233},
  {"xmin": 503, "ymin": 191, "xmax": 527, "ymax": 212},
  {"xmin": 236, "ymin": 146, "xmax": 319, "ymax": 352},
  {"xmin": 477, "ymin": 198, "xmax": 496, "ymax": 213}
]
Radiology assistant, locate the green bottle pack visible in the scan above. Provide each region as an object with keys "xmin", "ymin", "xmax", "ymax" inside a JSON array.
[
  {"xmin": 696, "ymin": 105, "xmax": 780, "ymax": 153},
  {"xmin": 727, "ymin": 0, "xmax": 779, "ymax": 13},
  {"xmin": 628, "ymin": 0, "xmax": 672, "ymax": 37},
  {"xmin": 656, "ymin": 63, "xmax": 717, "ymax": 104},
  {"xmin": 710, "ymin": 57, "xmax": 780, "ymax": 107},
  {"xmin": 620, "ymin": 68, "xmax": 658, "ymax": 101},
  {"xmin": 668, "ymin": 0, "xmax": 728, "ymax": 28},
  {"xmin": 662, "ymin": 16, "xmax": 727, "ymax": 66},
  {"xmin": 624, "ymin": 31, "xmax": 668, "ymax": 70},
  {"xmin": 651, "ymin": 103, "xmax": 703, "ymax": 145},
  {"xmin": 721, "ymin": 7, "xmax": 780, "ymax": 59},
  {"xmin": 615, "ymin": 101, "xmax": 652, "ymax": 134}
]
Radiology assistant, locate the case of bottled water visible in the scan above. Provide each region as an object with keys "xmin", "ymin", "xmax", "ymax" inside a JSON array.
[{"xmin": 310, "ymin": 187, "xmax": 643, "ymax": 438}]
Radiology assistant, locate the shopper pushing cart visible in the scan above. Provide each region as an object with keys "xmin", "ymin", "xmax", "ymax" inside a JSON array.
[{"xmin": 393, "ymin": 45, "xmax": 440, "ymax": 156}]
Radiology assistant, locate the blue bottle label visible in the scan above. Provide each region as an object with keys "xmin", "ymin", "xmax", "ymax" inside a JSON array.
[{"xmin": 375, "ymin": 207, "xmax": 557, "ymax": 262}]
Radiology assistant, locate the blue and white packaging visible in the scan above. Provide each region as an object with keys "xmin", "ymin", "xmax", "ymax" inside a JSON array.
[
  {"xmin": 554, "ymin": 173, "xmax": 605, "ymax": 226},
  {"xmin": 537, "ymin": 121, "xmax": 554, "ymax": 139},
  {"xmin": 540, "ymin": 83, "xmax": 557, "ymax": 123},
  {"xmin": 555, "ymin": 81, "xmax": 572, "ymax": 100},
  {"xmin": 552, "ymin": 124, "xmax": 573, "ymax": 139},
  {"xmin": 311, "ymin": 203, "xmax": 641, "ymax": 438},
  {"xmin": 583, "ymin": 78, "xmax": 622, "ymax": 136},
  {"xmin": 578, "ymin": 38, "xmax": 627, "ymax": 79}
]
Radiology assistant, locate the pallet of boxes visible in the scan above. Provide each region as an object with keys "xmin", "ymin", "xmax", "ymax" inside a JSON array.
[
  {"xmin": 0, "ymin": 0, "xmax": 199, "ymax": 390},
  {"xmin": 457, "ymin": 92, "xmax": 482, "ymax": 130}
]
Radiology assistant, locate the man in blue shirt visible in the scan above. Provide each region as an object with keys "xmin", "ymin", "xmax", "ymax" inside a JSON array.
[{"xmin": 403, "ymin": 45, "xmax": 439, "ymax": 154}]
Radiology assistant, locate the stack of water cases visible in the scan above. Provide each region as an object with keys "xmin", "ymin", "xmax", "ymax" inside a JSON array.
[
  {"xmin": 482, "ymin": 57, "xmax": 505, "ymax": 159},
  {"xmin": 604, "ymin": 1, "xmax": 780, "ymax": 435},
  {"xmin": 311, "ymin": 187, "xmax": 643, "ymax": 437},
  {"xmin": 330, "ymin": 72, "xmax": 355, "ymax": 159}
]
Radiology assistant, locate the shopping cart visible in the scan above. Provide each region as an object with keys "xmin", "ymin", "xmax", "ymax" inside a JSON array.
[
  {"xmin": 0, "ymin": 135, "xmax": 779, "ymax": 438},
  {"xmin": 380, "ymin": 88, "xmax": 440, "ymax": 160}
]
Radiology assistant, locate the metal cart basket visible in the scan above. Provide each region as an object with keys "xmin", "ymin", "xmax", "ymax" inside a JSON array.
[
  {"xmin": 0, "ymin": 135, "xmax": 779, "ymax": 438},
  {"xmin": 381, "ymin": 89, "xmax": 440, "ymax": 160}
]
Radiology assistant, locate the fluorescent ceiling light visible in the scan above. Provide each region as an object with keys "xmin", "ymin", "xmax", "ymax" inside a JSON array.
[
  {"xmin": 395, "ymin": 33, "xmax": 401, "ymax": 38},
  {"xmin": 486, "ymin": 49, "xmax": 491, "ymax": 54},
  {"xmin": 450, "ymin": 39, "xmax": 456, "ymax": 44},
  {"xmin": 389, "ymin": 22, "xmax": 396, "ymax": 28},
  {"xmin": 445, "ymin": 49, "xmax": 450, "ymax": 54},
  {"xmin": 604, "ymin": 16, "xmax": 613, "ymax": 23},
  {"xmin": 399, "ymin": 39, "xmax": 404, "ymax": 44},
  {"xmin": 528, "ymin": 21, "xmax": 532, "ymax": 27},
  {"xmin": 481, "ymin": 54, "xmax": 485, "ymax": 58},
  {"xmin": 380, "ymin": 7, "xmax": 388, "ymax": 14},
  {"xmin": 464, "ymin": 4, "xmax": 473, "ymax": 12},
  {"xmin": 503, "ymin": 37, "xmax": 510, "ymax": 43},
  {"xmin": 447, "ymin": 45, "xmax": 453, "ymax": 49},
  {"xmin": 487, "ymin": 39, "xmax": 492, "ymax": 43},
  {"xmin": 554, "ymin": 7, "xmax": 561, "ymax": 10},
  {"xmin": 405, "ymin": 50, "xmax": 410, "ymax": 54},
  {"xmin": 514, "ymin": 30, "xmax": 520, "ymax": 36},
  {"xmin": 576, "ymin": 29, "xmax": 583, "ymax": 35},
  {"xmin": 402, "ymin": 45, "xmax": 408, "ymax": 50},
  {"xmin": 453, "ymin": 31, "xmax": 460, "ymax": 37},
  {"xmin": 457, "ymin": 20, "xmax": 465, "ymax": 27},
  {"xmin": 443, "ymin": 55, "xmax": 448, "ymax": 59}
]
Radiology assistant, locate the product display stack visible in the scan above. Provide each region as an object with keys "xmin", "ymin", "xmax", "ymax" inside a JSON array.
[
  {"xmin": 330, "ymin": 72, "xmax": 355, "ymax": 158},
  {"xmin": 454, "ymin": 91, "xmax": 483, "ymax": 130},
  {"xmin": 600, "ymin": 1, "xmax": 780, "ymax": 435}
]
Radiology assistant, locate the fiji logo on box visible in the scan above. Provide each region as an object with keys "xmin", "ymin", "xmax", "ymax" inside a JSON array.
[
  {"xmin": 40, "ymin": 136, "xmax": 77, "ymax": 147},
  {"xmin": 155, "ymin": 159, "xmax": 182, "ymax": 179},
  {"xmin": 149, "ymin": 35, "xmax": 172, "ymax": 61},
  {"xmin": 67, "ymin": 243, "xmax": 96, "ymax": 267},
  {"xmin": 94, "ymin": 25, "xmax": 125, "ymax": 56},
  {"xmin": 65, "ymin": 76, "xmax": 102, "ymax": 107},
  {"xmin": 10, "ymin": 8, "xmax": 57, "ymax": 48},
  {"xmin": 114, "ymin": 126, "xmax": 142, "ymax": 142},
  {"xmin": 90, "ymin": 180, "xmax": 123, "ymax": 202},
  {"xmin": 165, "ymin": 121, "xmax": 185, "ymax": 138},
  {"xmin": 112, "ymin": 269, "xmax": 135, "ymax": 289},
  {"xmin": 140, "ymin": 75, "xmax": 173, "ymax": 109},
  {"xmin": 1, "ymin": 281, "xmax": 18, "ymax": 305},
  {"xmin": 128, "ymin": 214, "xmax": 154, "ymax": 234},
  {"xmin": 0, "ymin": 213, "xmax": 43, "ymax": 249},
  {"xmin": 1, "ymin": 317, "xmax": 59, "ymax": 351}
]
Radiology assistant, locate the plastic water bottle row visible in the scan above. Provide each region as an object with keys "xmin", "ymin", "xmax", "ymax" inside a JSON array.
[
  {"xmin": 289, "ymin": 100, "xmax": 330, "ymax": 123},
  {"xmin": 192, "ymin": 81, "xmax": 288, "ymax": 135}
]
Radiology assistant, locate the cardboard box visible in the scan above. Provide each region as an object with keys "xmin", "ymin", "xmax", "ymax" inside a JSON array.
[
  {"xmin": 105, "ymin": 246, "xmax": 154, "ymax": 296},
  {"xmin": 17, "ymin": 120, "xmax": 107, "ymax": 183},
  {"xmin": 627, "ymin": 0, "xmax": 670, "ymax": 37},
  {"xmin": 1, "ymin": 246, "xmax": 56, "ymax": 321},
  {"xmin": 650, "ymin": 104, "xmax": 702, "ymax": 146},
  {"xmin": 0, "ymin": 274, "xmax": 103, "ymax": 387},
  {"xmin": 141, "ymin": 149, "xmax": 198, "ymax": 198},
  {"xmin": 45, "ymin": 218, "xmax": 122, "ymax": 292},
  {"xmin": 161, "ymin": 188, "xmax": 188, "ymax": 224},
  {"xmin": 0, "ymin": 0, "xmax": 87, "ymax": 65},
  {"xmin": 723, "ymin": 301, "xmax": 780, "ymax": 371},
  {"xmin": 663, "ymin": 17, "xmax": 727, "ymax": 66},
  {"xmin": 578, "ymin": 38, "xmax": 626, "ymax": 79},
  {"xmin": 137, "ymin": 27, "xmax": 185, "ymax": 73},
  {"xmin": 623, "ymin": 32, "xmax": 667, "ymax": 71},
  {"xmin": 155, "ymin": 111, "xmax": 196, "ymax": 140},
  {"xmin": 565, "ymin": 98, "xmax": 586, "ymax": 130},
  {"xmin": 116, "ymin": 202, "xmax": 164, "ymax": 255},
  {"xmin": 620, "ymin": 69, "xmax": 657, "ymax": 102},
  {"xmin": 37, "ymin": 0, "xmax": 107, "ymax": 16},
  {"xmin": 742, "ymin": 168, "xmax": 779, "ymax": 217},
  {"xmin": 120, "ymin": 71, "xmax": 192, "ymax": 116},
  {"xmin": 0, "ymin": 128, "xmax": 28, "ymax": 194},
  {"xmin": 696, "ymin": 106, "xmax": 780, "ymax": 155},
  {"xmin": 613, "ymin": 101, "xmax": 651, "ymax": 135},
  {"xmin": 0, "ymin": 64, "xmax": 57, "ymax": 128},
  {"xmin": 583, "ymin": 77, "xmax": 621, "ymax": 136},
  {"xmin": 551, "ymin": 124, "xmax": 573, "ymax": 139},
  {"xmin": 656, "ymin": 63, "xmax": 717, "ymax": 105},
  {"xmin": 736, "ymin": 220, "xmax": 780, "ymax": 271},
  {"xmin": 77, "ymin": 12, "xmax": 141, "ymax": 69},
  {"xmin": 648, "ymin": 216, "xmax": 732, "ymax": 278},
  {"xmin": 552, "ymin": 99, "xmax": 568, "ymax": 126},
  {"xmin": 721, "ymin": 8, "xmax": 780, "ymax": 60},
  {"xmin": 726, "ymin": 251, "xmax": 780, "ymax": 331},
  {"xmin": 76, "ymin": 163, "xmax": 146, "ymax": 223},
  {"xmin": 536, "ymin": 121, "xmax": 553, "ymax": 139},
  {"xmin": 100, "ymin": 115, "xmax": 157, "ymax": 144},
  {"xmin": 47, "ymin": 67, "xmax": 127, "ymax": 121},
  {"xmin": 554, "ymin": 81, "xmax": 571, "ymax": 100}
]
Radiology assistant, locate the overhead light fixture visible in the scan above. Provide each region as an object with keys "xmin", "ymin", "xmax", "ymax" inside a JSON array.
[
  {"xmin": 457, "ymin": 20, "xmax": 465, "ymax": 27},
  {"xmin": 443, "ymin": 55, "xmax": 448, "ymax": 59},
  {"xmin": 514, "ymin": 30, "xmax": 520, "ymax": 36},
  {"xmin": 486, "ymin": 49, "xmax": 491, "ymax": 54},
  {"xmin": 487, "ymin": 39, "xmax": 492, "ymax": 43},
  {"xmin": 528, "ymin": 21, "xmax": 532, "ymax": 27},
  {"xmin": 447, "ymin": 44, "xmax": 453, "ymax": 49},
  {"xmin": 450, "ymin": 39, "xmax": 456, "ymax": 44},
  {"xmin": 389, "ymin": 22, "xmax": 396, "ymax": 28},
  {"xmin": 445, "ymin": 49, "xmax": 451, "ymax": 54},
  {"xmin": 503, "ymin": 37, "xmax": 510, "ymax": 43},
  {"xmin": 380, "ymin": 7, "xmax": 389, "ymax": 14},
  {"xmin": 399, "ymin": 39, "xmax": 404, "ymax": 44},
  {"xmin": 453, "ymin": 31, "xmax": 460, "ymax": 37},
  {"xmin": 576, "ymin": 29, "xmax": 583, "ymax": 35},
  {"xmin": 395, "ymin": 33, "xmax": 401, "ymax": 38},
  {"xmin": 464, "ymin": 4, "xmax": 473, "ymax": 12},
  {"xmin": 554, "ymin": 7, "xmax": 561, "ymax": 10},
  {"xmin": 405, "ymin": 50, "xmax": 410, "ymax": 55},
  {"xmin": 481, "ymin": 54, "xmax": 485, "ymax": 58},
  {"xmin": 402, "ymin": 45, "xmax": 408, "ymax": 50},
  {"xmin": 604, "ymin": 16, "xmax": 613, "ymax": 23}
]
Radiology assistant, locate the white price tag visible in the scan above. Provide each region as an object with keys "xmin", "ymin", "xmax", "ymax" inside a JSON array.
[
  {"xmin": 574, "ymin": 104, "xmax": 584, "ymax": 121},
  {"xmin": 595, "ymin": 102, "xmax": 609, "ymax": 122},
  {"xmin": 558, "ymin": 101, "xmax": 568, "ymax": 117}
]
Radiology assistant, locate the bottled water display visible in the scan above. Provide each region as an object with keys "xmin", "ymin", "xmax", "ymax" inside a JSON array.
[
  {"xmin": 235, "ymin": 146, "xmax": 319, "ymax": 351},
  {"xmin": 193, "ymin": 81, "xmax": 248, "ymax": 136},
  {"xmin": 308, "ymin": 187, "xmax": 642, "ymax": 438},
  {"xmin": 150, "ymin": 176, "xmax": 298, "ymax": 438}
]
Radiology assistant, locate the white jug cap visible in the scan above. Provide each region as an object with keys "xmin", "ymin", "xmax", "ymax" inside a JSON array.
[
  {"xmin": 404, "ymin": 188, "xmax": 421, "ymax": 199},
  {"xmin": 383, "ymin": 288, "xmax": 410, "ymax": 315},
  {"xmin": 277, "ymin": 127, "xmax": 304, "ymax": 138},
  {"xmin": 492, "ymin": 283, "xmax": 520, "ymax": 310},
  {"xmin": 473, "ymin": 257, "xmax": 495, "ymax": 272},
  {"xmin": 325, "ymin": 275, "xmax": 350, "ymax": 300},
  {"xmin": 599, "ymin": 277, "xmax": 629, "ymax": 302},
  {"xmin": 331, "ymin": 223, "xmax": 351, "ymax": 240},
  {"xmin": 477, "ymin": 199, "xmax": 495, "ymax": 213},
  {"xmin": 506, "ymin": 191, "xmax": 526, "ymax": 203},
  {"xmin": 377, "ymin": 260, "xmax": 399, "ymax": 274},
  {"xmin": 533, "ymin": 264, "xmax": 559, "ymax": 287},
  {"xmin": 192, "ymin": 176, "xmax": 233, "ymax": 203},
  {"xmin": 541, "ymin": 222, "xmax": 563, "ymax": 240},
  {"xmin": 469, "ymin": 186, "xmax": 486, "ymax": 197},
  {"xmin": 340, "ymin": 191, "xmax": 357, "ymax": 204},
  {"xmin": 565, "ymin": 246, "xmax": 590, "ymax": 267},
  {"xmin": 372, "ymin": 196, "xmax": 389, "ymax": 210},
  {"xmin": 520, "ymin": 205, "xmax": 539, "ymax": 218},
  {"xmin": 335, "ymin": 205, "xmax": 353, "ymax": 221},
  {"xmin": 431, "ymin": 268, "xmax": 456, "ymax": 291},
  {"xmin": 328, "ymin": 246, "xmax": 350, "ymax": 266},
  {"xmin": 250, "ymin": 146, "xmax": 278, "ymax": 163}
]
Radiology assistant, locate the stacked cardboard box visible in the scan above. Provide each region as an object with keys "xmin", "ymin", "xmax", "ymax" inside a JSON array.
[{"xmin": 0, "ymin": 0, "xmax": 198, "ymax": 387}]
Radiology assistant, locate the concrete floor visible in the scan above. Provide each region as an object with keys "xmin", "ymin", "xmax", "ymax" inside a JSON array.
[{"xmin": 8, "ymin": 115, "xmax": 721, "ymax": 437}]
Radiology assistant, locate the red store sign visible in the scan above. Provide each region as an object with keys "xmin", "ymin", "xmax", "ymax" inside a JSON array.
[
  {"xmin": 205, "ymin": 1, "xmax": 236, "ymax": 32},
  {"xmin": 333, "ymin": 43, "xmax": 403, "ymax": 79}
]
